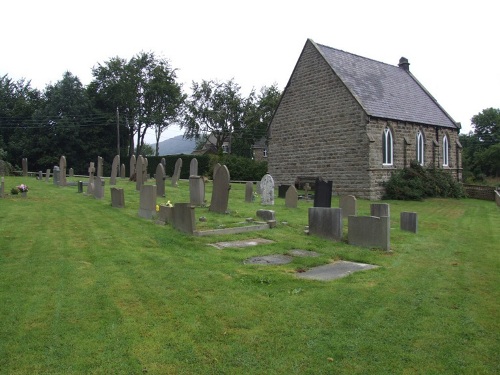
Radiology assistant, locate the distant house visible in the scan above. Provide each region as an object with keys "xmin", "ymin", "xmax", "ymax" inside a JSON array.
[
  {"xmin": 268, "ymin": 39, "xmax": 462, "ymax": 200},
  {"xmin": 191, "ymin": 134, "xmax": 230, "ymax": 156},
  {"xmin": 251, "ymin": 137, "xmax": 268, "ymax": 161}
]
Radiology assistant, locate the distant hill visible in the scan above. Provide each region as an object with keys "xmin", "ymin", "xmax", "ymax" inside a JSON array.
[{"xmin": 156, "ymin": 135, "xmax": 196, "ymax": 155}]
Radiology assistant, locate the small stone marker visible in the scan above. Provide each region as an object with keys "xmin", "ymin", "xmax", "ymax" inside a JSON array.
[
  {"xmin": 22, "ymin": 158, "xmax": 28, "ymax": 177},
  {"xmin": 138, "ymin": 185, "xmax": 157, "ymax": 219},
  {"xmin": 256, "ymin": 209, "xmax": 275, "ymax": 221},
  {"xmin": 171, "ymin": 158, "xmax": 182, "ymax": 187},
  {"xmin": 245, "ymin": 182, "xmax": 253, "ymax": 203},
  {"xmin": 308, "ymin": 207, "xmax": 343, "ymax": 241},
  {"xmin": 339, "ymin": 195, "xmax": 357, "ymax": 217},
  {"xmin": 210, "ymin": 165, "xmax": 230, "ymax": 213},
  {"xmin": 155, "ymin": 163, "xmax": 166, "ymax": 197},
  {"xmin": 59, "ymin": 155, "xmax": 67, "ymax": 186},
  {"xmin": 130, "ymin": 155, "xmax": 136, "ymax": 179},
  {"xmin": 285, "ymin": 185, "xmax": 298, "ymax": 208},
  {"xmin": 370, "ymin": 203, "xmax": 390, "ymax": 218},
  {"xmin": 400, "ymin": 212, "xmax": 418, "ymax": 233},
  {"xmin": 93, "ymin": 175, "xmax": 104, "ymax": 199},
  {"xmin": 110, "ymin": 155, "xmax": 120, "ymax": 185},
  {"xmin": 313, "ymin": 178, "xmax": 332, "ymax": 207},
  {"xmin": 172, "ymin": 203, "xmax": 196, "ymax": 234},
  {"xmin": 189, "ymin": 158, "xmax": 198, "ymax": 177},
  {"xmin": 45, "ymin": 169, "xmax": 50, "ymax": 182},
  {"xmin": 135, "ymin": 155, "xmax": 144, "ymax": 191},
  {"xmin": 189, "ymin": 176, "xmax": 205, "ymax": 206},
  {"xmin": 110, "ymin": 187, "xmax": 125, "ymax": 208},
  {"xmin": 260, "ymin": 174, "xmax": 275, "ymax": 205}
]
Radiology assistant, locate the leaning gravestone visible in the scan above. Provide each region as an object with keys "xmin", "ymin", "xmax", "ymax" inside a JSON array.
[
  {"xmin": 171, "ymin": 158, "xmax": 182, "ymax": 187},
  {"xmin": 189, "ymin": 158, "xmax": 198, "ymax": 177},
  {"xmin": 245, "ymin": 182, "xmax": 253, "ymax": 203},
  {"xmin": 59, "ymin": 155, "xmax": 67, "ymax": 186},
  {"xmin": 138, "ymin": 185, "xmax": 157, "ymax": 219},
  {"xmin": 260, "ymin": 174, "xmax": 275, "ymax": 205},
  {"xmin": 189, "ymin": 176, "xmax": 205, "ymax": 206},
  {"xmin": 339, "ymin": 195, "xmax": 357, "ymax": 217},
  {"xmin": 110, "ymin": 187, "xmax": 125, "ymax": 208},
  {"xmin": 110, "ymin": 155, "xmax": 120, "ymax": 185},
  {"xmin": 285, "ymin": 185, "xmax": 298, "ymax": 208},
  {"xmin": 155, "ymin": 163, "xmax": 166, "ymax": 197},
  {"xmin": 308, "ymin": 207, "xmax": 343, "ymax": 241},
  {"xmin": 129, "ymin": 155, "xmax": 136, "ymax": 179},
  {"xmin": 97, "ymin": 156, "xmax": 103, "ymax": 177},
  {"xmin": 93, "ymin": 175, "xmax": 104, "ymax": 199},
  {"xmin": 22, "ymin": 158, "xmax": 28, "ymax": 177},
  {"xmin": 210, "ymin": 165, "xmax": 230, "ymax": 213},
  {"xmin": 87, "ymin": 162, "xmax": 95, "ymax": 195},
  {"xmin": 314, "ymin": 178, "xmax": 332, "ymax": 207},
  {"xmin": 135, "ymin": 155, "xmax": 144, "ymax": 191}
]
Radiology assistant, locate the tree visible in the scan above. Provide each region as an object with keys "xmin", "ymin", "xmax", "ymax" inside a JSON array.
[
  {"xmin": 181, "ymin": 79, "xmax": 244, "ymax": 155},
  {"xmin": 471, "ymin": 107, "xmax": 500, "ymax": 146}
]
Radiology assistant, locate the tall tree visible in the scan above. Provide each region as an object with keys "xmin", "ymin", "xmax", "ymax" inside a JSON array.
[{"xmin": 181, "ymin": 79, "xmax": 244, "ymax": 155}]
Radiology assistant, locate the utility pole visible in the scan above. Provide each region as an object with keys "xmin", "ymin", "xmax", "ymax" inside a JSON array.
[{"xmin": 116, "ymin": 107, "xmax": 120, "ymax": 175}]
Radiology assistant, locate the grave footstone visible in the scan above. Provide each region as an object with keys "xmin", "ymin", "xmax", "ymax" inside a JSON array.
[
  {"xmin": 260, "ymin": 174, "xmax": 275, "ymax": 205},
  {"xmin": 22, "ymin": 158, "xmax": 28, "ymax": 177},
  {"xmin": 285, "ymin": 185, "xmax": 298, "ymax": 208},
  {"xmin": 189, "ymin": 176, "xmax": 205, "ymax": 206},
  {"xmin": 135, "ymin": 155, "xmax": 144, "ymax": 191},
  {"xmin": 172, "ymin": 203, "xmax": 196, "ymax": 234},
  {"xmin": 308, "ymin": 207, "xmax": 343, "ymax": 241},
  {"xmin": 155, "ymin": 163, "xmax": 166, "ymax": 197},
  {"xmin": 313, "ymin": 178, "xmax": 332, "ymax": 207},
  {"xmin": 110, "ymin": 187, "xmax": 125, "ymax": 208},
  {"xmin": 189, "ymin": 158, "xmax": 198, "ymax": 177},
  {"xmin": 245, "ymin": 182, "xmax": 253, "ymax": 203},
  {"xmin": 59, "ymin": 155, "xmax": 67, "ymax": 186},
  {"xmin": 110, "ymin": 155, "xmax": 120, "ymax": 185},
  {"xmin": 171, "ymin": 158, "xmax": 182, "ymax": 187},
  {"xmin": 130, "ymin": 155, "xmax": 136, "ymax": 179},
  {"xmin": 138, "ymin": 185, "xmax": 157, "ymax": 219},
  {"xmin": 210, "ymin": 165, "xmax": 230, "ymax": 213},
  {"xmin": 339, "ymin": 195, "xmax": 357, "ymax": 217},
  {"xmin": 400, "ymin": 212, "xmax": 418, "ymax": 233}
]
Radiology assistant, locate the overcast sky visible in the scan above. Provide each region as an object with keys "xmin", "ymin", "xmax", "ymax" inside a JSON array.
[{"xmin": 2, "ymin": 0, "xmax": 498, "ymax": 144}]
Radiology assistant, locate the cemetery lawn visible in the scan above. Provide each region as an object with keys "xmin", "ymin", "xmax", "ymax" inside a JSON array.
[{"xmin": 0, "ymin": 176, "xmax": 498, "ymax": 375}]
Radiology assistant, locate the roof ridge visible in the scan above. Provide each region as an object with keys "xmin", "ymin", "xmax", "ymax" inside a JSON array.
[{"xmin": 314, "ymin": 42, "xmax": 399, "ymax": 69}]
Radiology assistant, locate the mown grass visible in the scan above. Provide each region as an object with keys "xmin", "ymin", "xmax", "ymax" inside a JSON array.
[{"xmin": 0, "ymin": 176, "xmax": 498, "ymax": 374}]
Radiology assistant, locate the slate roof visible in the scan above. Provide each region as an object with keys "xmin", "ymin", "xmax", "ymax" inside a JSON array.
[{"xmin": 313, "ymin": 40, "xmax": 458, "ymax": 129}]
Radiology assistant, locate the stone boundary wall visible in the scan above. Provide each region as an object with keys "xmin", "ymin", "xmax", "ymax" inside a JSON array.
[{"xmin": 463, "ymin": 184, "xmax": 496, "ymax": 201}]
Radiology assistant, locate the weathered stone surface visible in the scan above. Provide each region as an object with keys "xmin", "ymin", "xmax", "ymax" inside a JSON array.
[
  {"xmin": 287, "ymin": 249, "xmax": 319, "ymax": 257},
  {"xmin": 110, "ymin": 187, "xmax": 125, "ymax": 208},
  {"xmin": 210, "ymin": 165, "xmax": 230, "ymax": 213},
  {"xmin": 308, "ymin": 207, "xmax": 343, "ymax": 241},
  {"xmin": 138, "ymin": 184, "xmax": 156, "ymax": 219},
  {"xmin": 339, "ymin": 195, "xmax": 357, "ymax": 217},
  {"xmin": 285, "ymin": 185, "xmax": 298, "ymax": 208},
  {"xmin": 189, "ymin": 176, "xmax": 205, "ymax": 206},
  {"xmin": 210, "ymin": 238, "xmax": 275, "ymax": 249},
  {"xmin": 245, "ymin": 182, "xmax": 254, "ymax": 203},
  {"xmin": 256, "ymin": 209, "xmax": 275, "ymax": 221},
  {"xmin": 400, "ymin": 212, "xmax": 418, "ymax": 233},
  {"xmin": 296, "ymin": 261, "xmax": 378, "ymax": 281},
  {"xmin": 155, "ymin": 163, "xmax": 166, "ymax": 197},
  {"xmin": 59, "ymin": 155, "xmax": 67, "ymax": 186},
  {"xmin": 348, "ymin": 215, "xmax": 390, "ymax": 251},
  {"xmin": 260, "ymin": 174, "xmax": 275, "ymax": 205},
  {"xmin": 244, "ymin": 254, "xmax": 293, "ymax": 265},
  {"xmin": 93, "ymin": 175, "xmax": 104, "ymax": 199}
]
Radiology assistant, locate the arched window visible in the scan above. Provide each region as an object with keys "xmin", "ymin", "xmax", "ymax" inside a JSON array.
[
  {"xmin": 442, "ymin": 135, "xmax": 449, "ymax": 167},
  {"xmin": 382, "ymin": 127, "xmax": 393, "ymax": 165},
  {"xmin": 416, "ymin": 130, "xmax": 425, "ymax": 165}
]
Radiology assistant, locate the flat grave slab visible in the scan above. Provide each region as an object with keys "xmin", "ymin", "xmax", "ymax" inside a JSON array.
[
  {"xmin": 243, "ymin": 254, "xmax": 293, "ymax": 265},
  {"xmin": 287, "ymin": 249, "xmax": 320, "ymax": 257},
  {"xmin": 296, "ymin": 260, "xmax": 378, "ymax": 281},
  {"xmin": 210, "ymin": 238, "xmax": 275, "ymax": 249}
]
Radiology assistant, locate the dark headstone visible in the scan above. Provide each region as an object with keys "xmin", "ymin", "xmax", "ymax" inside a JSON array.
[{"xmin": 313, "ymin": 178, "xmax": 332, "ymax": 207}]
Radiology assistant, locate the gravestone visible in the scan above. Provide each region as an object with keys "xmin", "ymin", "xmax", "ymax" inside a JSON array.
[
  {"xmin": 260, "ymin": 174, "xmax": 275, "ymax": 205},
  {"xmin": 22, "ymin": 158, "xmax": 28, "ymax": 177},
  {"xmin": 135, "ymin": 155, "xmax": 144, "ymax": 191},
  {"xmin": 110, "ymin": 155, "xmax": 120, "ymax": 185},
  {"xmin": 245, "ymin": 182, "xmax": 254, "ymax": 203},
  {"xmin": 38, "ymin": 170, "xmax": 43, "ymax": 180},
  {"xmin": 157, "ymin": 205, "xmax": 173, "ymax": 225},
  {"xmin": 370, "ymin": 203, "xmax": 390, "ymax": 218},
  {"xmin": 97, "ymin": 156, "xmax": 103, "ymax": 177},
  {"xmin": 93, "ymin": 175, "xmax": 104, "ymax": 199},
  {"xmin": 77, "ymin": 181, "xmax": 83, "ymax": 193},
  {"xmin": 210, "ymin": 165, "xmax": 230, "ymax": 213},
  {"xmin": 161, "ymin": 157, "xmax": 166, "ymax": 171},
  {"xmin": 138, "ymin": 185, "xmax": 157, "ymax": 219},
  {"xmin": 53, "ymin": 166, "xmax": 60, "ymax": 185},
  {"xmin": 143, "ymin": 157, "xmax": 148, "ymax": 182},
  {"xmin": 120, "ymin": 163, "xmax": 126, "ymax": 179},
  {"xmin": 308, "ymin": 207, "xmax": 343, "ymax": 241},
  {"xmin": 190, "ymin": 158, "xmax": 198, "ymax": 177},
  {"xmin": 171, "ymin": 158, "xmax": 182, "ymax": 187},
  {"xmin": 400, "ymin": 212, "xmax": 418, "ymax": 233},
  {"xmin": 0, "ymin": 176, "xmax": 4, "ymax": 198},
  {"xmin": 285, "ymin": 185, "xmax": 298, "ymax": 208},
  {"xmin": 45, "ymin": 169, "xmax": 50, "ymax": 182},
  {"xmin": 59, "ymin": 155, "xmax": 67, "ymax": 186},
  {"xmin": 256, "ymin": 181, "xmax": 262, "ymax": 194},
  {"xmin": 69, "ymin": 168, "xmax": 74, "ymax": 177},
  {"xmin": 278, "ymin": 184, "xmax": 289, "ymax": 198},
  {"xmin": 110, "ymin": 187, "xmax": 125, "ymax": 208},
  {"xmin": 339, "ymin": 195, "xmax": 357, "ymax": 217},
  {"xmin": 172, "ymin": 203, "xmax": 196, "ymax": 234},
  {"xmin": 348, "ymin": 215, "xmax": 390, "ymax": 251},
  {"xmin": 155, "ymin": 163, "xmax": 166, "ymax": 197},
  {"xmin": 87, "ymin": 162, "xmax": 95, "ymax": 195},
  {"xmin": 314, "ymin": 178, "xmax": 332, "ymax": 207},
  {"xmin": 213, "ymin": 163, "xmax": 221, "ymax": 180},
  {"xmin": 130, "ymin": 155, "xmax": 136, "ymax": 179},
  {"xmin": 256, "ymin": 209, "xmax": 275, "ymax": 221},
  {"xmin": 189, "ymin": 176, "xmax": 205, "ymax": 206}
]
